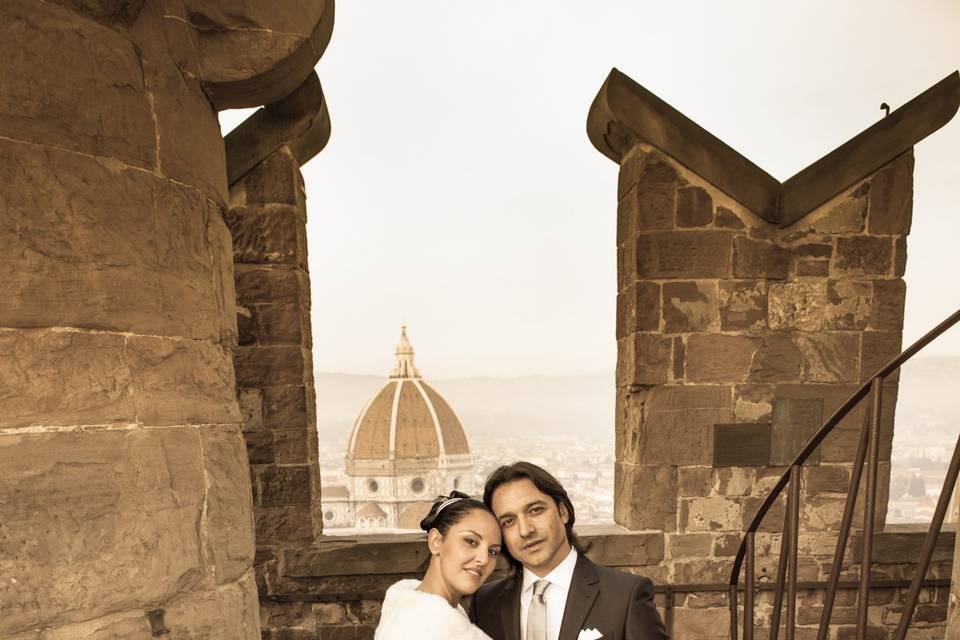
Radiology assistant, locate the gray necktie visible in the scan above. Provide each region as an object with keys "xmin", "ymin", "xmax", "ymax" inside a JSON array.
[{"xmin": 526, "ymin": 579, "xmax": 550, "ymax": 640}]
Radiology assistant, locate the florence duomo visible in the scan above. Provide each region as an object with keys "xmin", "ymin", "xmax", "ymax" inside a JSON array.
[
  {"xmin": 2, "ymin": 2, "xmax": 960, "ymax": 640},
  {"xmin": 322, "ymin": 326, "xmax": 477, "ymax": 531}
]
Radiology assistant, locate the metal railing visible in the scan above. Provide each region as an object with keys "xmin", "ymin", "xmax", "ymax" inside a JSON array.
[{"xmin": 728, "ymin": 308, "xmax": 960, "ymax": 640}]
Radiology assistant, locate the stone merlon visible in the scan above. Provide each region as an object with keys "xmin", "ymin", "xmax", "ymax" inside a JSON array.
[{"xmin": 587, "ymin": 68, "xmax": 960, "ymax": 226}]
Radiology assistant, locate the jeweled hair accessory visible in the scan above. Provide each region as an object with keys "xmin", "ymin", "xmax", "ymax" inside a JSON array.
[{"xmin": 435, "ymin": 497, "xmax": 462, "ymax": 515}]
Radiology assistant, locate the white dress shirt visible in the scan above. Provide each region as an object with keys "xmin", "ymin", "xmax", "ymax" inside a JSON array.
[{"xmin": 519, "ymin": 547, "xmax": 578, "ymax": 640}]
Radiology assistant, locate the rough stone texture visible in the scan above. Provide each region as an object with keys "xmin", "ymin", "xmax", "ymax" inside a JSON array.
[
  {"xmin": 611, "ymin": 144, "xmax": 916, "ymax": 637},
  {"xmin": 229, "ymin": 146, "xmax": 323, "ymax": 611},
  {"xmin": 254, "ymin": 528, "xmax": 951, "ymax": 639},
  {"xmin": 0, "ymin": 0, "xmax": 332, "ymax": 635}
]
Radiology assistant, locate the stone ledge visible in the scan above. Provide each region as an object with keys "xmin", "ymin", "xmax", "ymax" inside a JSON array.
[
  {"xmin": 282, "ymin": 525, "xmax": 665, "ymax": 578},
  {"xmin": 587, "ymin": 68, "xmax": 960, "ymax": 227}
]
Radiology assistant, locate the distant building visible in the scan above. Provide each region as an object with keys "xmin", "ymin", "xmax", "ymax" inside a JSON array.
[{"xmin": 322, "ymin": 326, "xmax": 477, "ymax": 530}]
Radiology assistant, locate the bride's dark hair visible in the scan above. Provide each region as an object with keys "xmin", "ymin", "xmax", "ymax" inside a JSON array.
[{"xmin": 419, "ymin": 490, "xmax": 491, "ymax": 535}]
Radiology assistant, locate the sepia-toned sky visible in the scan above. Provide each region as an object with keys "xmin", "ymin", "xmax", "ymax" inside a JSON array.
[{"xmin": 221, "ymin": 1, "xmax": 960, "ymax": 378}]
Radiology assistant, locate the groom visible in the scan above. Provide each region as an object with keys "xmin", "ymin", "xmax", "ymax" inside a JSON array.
[{"xmin": 471, "ymin": 461, "xmax": 668, "ymax": 640}]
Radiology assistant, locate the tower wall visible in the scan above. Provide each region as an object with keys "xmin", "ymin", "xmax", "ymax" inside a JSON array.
[{"xmin": 228, "ymin": 145, "xmax": 324, "ymax": 569}]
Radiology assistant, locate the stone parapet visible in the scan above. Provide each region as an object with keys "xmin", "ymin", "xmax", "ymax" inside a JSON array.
[{"xmin": 256, "ymin": 527, "xmax": 951, "ymax": 639}]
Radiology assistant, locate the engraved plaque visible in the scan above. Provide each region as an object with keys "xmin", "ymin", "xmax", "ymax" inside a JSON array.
[
  {"xmin": 713, "ymin": 423, "xmax": 772, "ymax": 466},
  {"xmin": 771, "ymin": 397, "xmax": 824, "ymax": 465}
]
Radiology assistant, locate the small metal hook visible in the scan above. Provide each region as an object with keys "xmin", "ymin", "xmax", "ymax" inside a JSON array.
[{"xmin": 880, "ymin": 102, "xmax": 891, "ymax": 117}]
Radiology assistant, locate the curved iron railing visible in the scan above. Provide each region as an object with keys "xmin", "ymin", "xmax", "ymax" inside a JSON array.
[{"xmin": 728, "ymin": 308, "xmax": 960, "ymax": 640}]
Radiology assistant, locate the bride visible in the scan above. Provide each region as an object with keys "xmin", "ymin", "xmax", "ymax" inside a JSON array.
[{"xmin": 374, "ymin": 491, "xmax": 501, "ymax": 640}]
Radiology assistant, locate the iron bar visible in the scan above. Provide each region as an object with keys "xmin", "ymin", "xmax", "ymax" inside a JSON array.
[
  {"xmin": 745, "ymin": 532, "xmax": 755, "ymax": 640},
  {"xmin": 856, "ymin": 378, "xmax": 883, "ymax": 640},
  {"xmin": 729, "ymin": 584, "xmax": 738, "ymax": 640},
  {"xmin": 818, "ymin": 408, "xmax": 871, "ymax": 640},
  {"xmin": 786, "ymin": 466, "xmax": 801, "ymax": 640},
  {"xmin": 893, "ymin": 432, "xmax": 960, "ymax": 640},
  {"xmin": 729, "ymin": 308, "xmax": 960, "ymax": 584},
  {"xmin": 770, "ymin": 492, "xmax": 792, "ymax": 640}
]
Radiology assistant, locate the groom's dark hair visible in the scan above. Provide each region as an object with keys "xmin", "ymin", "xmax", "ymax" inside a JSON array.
[{"xmin": 483, "ymin": 461, "xmax": 588, "ymax": 572}]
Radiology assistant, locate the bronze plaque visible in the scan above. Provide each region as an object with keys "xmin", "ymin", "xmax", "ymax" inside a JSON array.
[
  {"xmin": 771, "ymin": 397, "xmax": 824, "ymax": 465},
  {"xmin": 713, "ymin": 423, "xmax": 771, "ymax": 466}
]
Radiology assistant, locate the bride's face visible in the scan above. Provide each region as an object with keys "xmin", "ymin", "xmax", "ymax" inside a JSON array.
[{"xmin": 429, "ymin": 508, "xmax": 502, "ymax": 599}]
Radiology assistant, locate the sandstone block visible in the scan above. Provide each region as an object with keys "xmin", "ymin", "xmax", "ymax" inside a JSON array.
[
  {"xmin": 235, "ymin": 264, "xmax": 310, "ymax": 306},
  {"xmin": 824, "ymin": 280, "xmax": 872, "ymax": 330},
  {"xmin": 631, "ymin": 152, "xmax": 680, "ymax": 231},
  {"xmin": 673, "ymin": 558, "xmax": 731, "ymax": 584},
  {"xmin": 672, "ymin": 336, "xmax": 685, "ymax": 381},
  {"xmin": 0, "ymin": 331, "xmax": 134, "ymax": 429},
  {"xmin": 639, "ymin": 385, "xmax": 731, "ymax": 465},
  {"xmin": 0, "ymin": 428, "xmax": 206, "ymax": 635},
  {"xmin": 254, "ymin": 302, "xmax": 309, "ymax": 345},
  {"xmin": 870, "ymin": 279, "xmax": 906, "ymax": 331},
  {"xmin": 237, "ymin": 307, "xmax": 258, "ymax": 345},
  {"xmin": 719, "ymin": 280, "xmax": 767, "ymax": 331},
  {"xmin": 617, "ymin": 147, "xmax": 647, "ymax": 199},
  {"xmin": 741, "ymin": 494, "xmax": 784, "ymax": 533},
  {"xmin": 263, "ymin": 386, "xmax": 312, "ymax": 430},
  {"xmin": 894, "ymin": 236, "xmax": 907, "ymax": 277},
  {"xmin": 667, "ymin": 533, "xmax": 714, "ymax": 558},
  {"xmin": 678, "ymin": 466, "xmax": 712, "ymax": 497},
  {"xmin": 273, "ymin": 428, "xmax": 310, "ymax": 464},
  {"xmin": 617, "ymin": 333, "xmax": 672, "ymax": 386},
  {"xmin": 226, "ymin": 205, "xmax": 307, "ymax": 266},
  {"xmin": 201, "ymin": 427, "xmax": 256, "ymax": 584},
  {"xmin": 715, "ymin": 206, "xmax": 746, "ymax": 229},
  {"xmin": 833, "ymin": 236, "xmax": 893, "ymax": 277},
  {"xmin": 662, "ymin": 281, "xmax": 719, "ymax": 333},
  {"xmin": 733, "ymin": 236, "xmax": 790, "ymax": 279},
  {"xmin": 768, "ymin": 281, "xmax": 828, "ymax": 331},
  {"xmin": 0, "ymin": 1, "xmax": 155, "ymax": 167},
  {"xmin": 795, "ymin": 258, "xmax": 829, "ymax": 277},
  {"xmin": 618, "ymin": 240, "xmax": 637, "ymax": 290},
  {"xmin": 676, "ymin": 186, "xmax": 713, "ymax": 227},
  {"xmin": 717, "ymin": 467, "xmax": 754, "ymax": 496},
  {"xmin": 260, "ymin": 465, "xmax": 312, "ymax": 507},
  {"xmin": 681, "ymin": 497, "xmax": 742, "ymax": 532},
  {"xmin": 41, "ymin": 609, "xmax": 154, "ymax": 639},
  {"xmin": 230, "ymin": 146, "xmax": 305, "ymax": 208},
  {"xmin": 614, "ymin": 463, "xmax": 677, "ymax": 531},
  {"xmin": 617, "ymin": 282, "xmax": 660, "ymax": 338},
  {"xmin": 672, "ymin": 608, "xmax": 730, "ymax": 640},
  {"xmin": 163, "ymin": 570, "xmax": 260, "ymax": 640},
  {"xmin": 867, "ymin": 152, "xmax": 914, "ymax": 235},
  {"xmin": 791, "ymin": 242, "xmax": 833, "ymax": 259},
  {"xmin": 686, "ymin": 334, "xmax": 761, "ymax": 383},
  {"xmin": 795, "ymin": 332, "xmax": 860, "ymax": 383},
  {"xmin": 239, "ymin": 388, "xmax": 264, "ymax": 432},
  {"xmin": 734, "ymin": 384, "xmax": 774, "ymax": 423},
  {"xmin": 803, "ymin": 465, "xmax": 850, "ymax": 495},
  {"xmin": 235, "ymin": 345, "xmax": 308, "ymax": 388},
  {"xmin": 749, "ymin": 333, "xmax": 803, "ymax": 383},
  {"xmin": 255, "ymin": 506, "xmax": 315, "ymax": 544},
  {"xmin": 635, "ymin": 231, "xmax": 733, "ymax": 279},
  {"xmin": 800, "ymin": 494, "xmax": 847, "ymax": 531},
  {"xmin": 0, "ymin": 142, "xmax": 226, "ymax": 351},
  {"xmin": 145, "ymin": 33, "xmax": 227, "ymax": 203},
  {"xmin": 785, "ymin": 188, "xmax": 867, "ymax": 240},
  {"xmin": 125, "ymin": 336, "xmax": 241, "ymax": 426},
  {"xmin": 245, "ymin": 430, "xmax": 274, "ymax": 464},
  {"xmin": 860, "ymin": 331, "xmax": 902, "ymax": 382}
]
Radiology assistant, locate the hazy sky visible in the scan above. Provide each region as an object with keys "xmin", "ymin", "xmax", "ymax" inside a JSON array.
[{"xmin": 221, "ymin": 1, "xmax": 960, "ymax": 378}]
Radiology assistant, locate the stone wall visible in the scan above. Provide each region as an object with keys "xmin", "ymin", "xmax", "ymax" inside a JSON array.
[
  {"xmin": 227, "ymin": 146, "xmax": 324, "ymax": 586},
  {"xmin": 0, "ymin": 1, "xmax": 330, "ymax": 637},
  {"xmin": 613, "ymin": 142, "xmax": 910, "ymax": 562},
  {"xmin": 255, "ymin": 528, "xmax": 951, "ymax": 639}
]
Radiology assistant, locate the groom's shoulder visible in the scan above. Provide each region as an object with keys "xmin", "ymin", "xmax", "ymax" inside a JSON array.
[
  {"xmin": 474, "ymin": 573, "xmax": 516, "ymax": 602},
  {"xmin": 587, "ymin": 556, "xmax": 656, "ymax": 591}
]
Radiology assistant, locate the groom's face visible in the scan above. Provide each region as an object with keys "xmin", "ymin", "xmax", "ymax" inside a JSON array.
[{"xmin": 490, "ymin": 478, "xmax": 571, "ymax": 577}]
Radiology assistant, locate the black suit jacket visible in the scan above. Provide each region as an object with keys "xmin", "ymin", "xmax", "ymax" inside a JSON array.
[{"xmin": 471, "ymin": 554, "xmax": 669, "ymax": 640}]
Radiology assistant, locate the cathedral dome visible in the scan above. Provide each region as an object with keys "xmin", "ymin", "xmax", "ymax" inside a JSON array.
[{"xmin": 346, "ymin": 326, "xmax": 470, "ymax": 465}]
